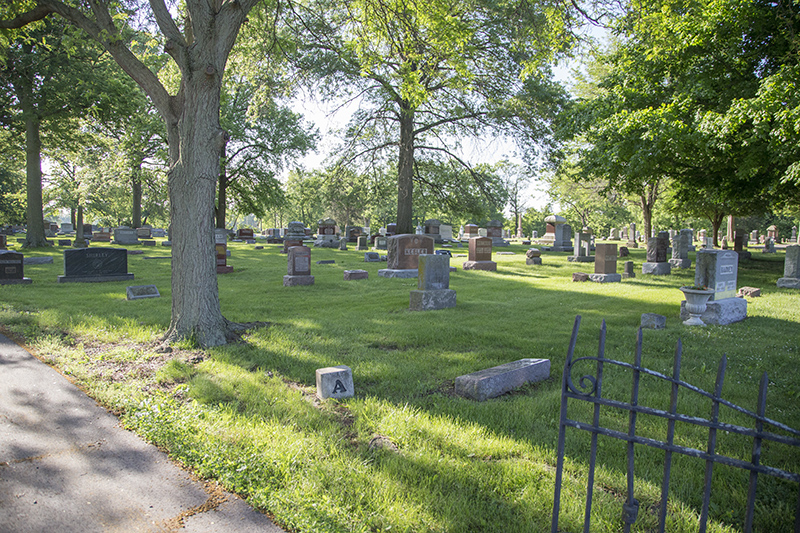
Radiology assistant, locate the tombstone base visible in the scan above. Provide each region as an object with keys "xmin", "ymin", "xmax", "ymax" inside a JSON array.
[
  {"xmin": 589, "ymin": 273, "xmax": 621, "ymax": 283},
  {"xmin": 283, "ymin": 274, "xmax": 315, "ymax": 286},
  {"xmin": 455, "ymin": 358, "xmax": 550, "ymax": 402},
  {"xmin": 24, "ymin": 257, "xmax": 53, "ymax": 264},
  {"xmin": 680, "ymin": 298, "xmax": 747, "ymax": 325},
  {"xmin": 216, "ymin": 265, "xmax": 234, "ymax": 274},
  {"xmin": 668, "ymin": 258, "xmax": 691, "ymax": 269},
  {"xmin": 316, "ymin": 365, "xmax": 354, "ymax": 400},
  {"xmin": 355, "ymin": 245, "xmax": 368, "ymax": 251},
  {"xmin": 378, "ymin": 268, "xmax": 418, "ymax": 278},
  {"xmin": 462, "ymin": 260, "xmax": 497, "ymax": 271},
  {"xmin": 642, "ymin": 262, "xmax": 672, "ymax": 275},
  {"xmin": 409, "ymin": 289, "xmax": 456, "ymax": 311},
  {"xmin": 126, "ymin": 285, "xmax": 160, "ymax": 300},
  {"xmin": 526, "ymin": 258, "xmax": 542, "ymax": 265},
  {"xmin": 626, "ymin": 241, "xmax": 639, "ymax": 248},
  {"xmin": 641, "ymin": 313, "xmax": 666, "ymax": 329},
  {"xmin": 58, "ymin": 274, "xmax": 134, "ymax": 283},
  {"xmin": 0, "ymin": 278, "xmax": 32, "ymax": 285},
  {"xmin": 344, "ymin": 270, "xmax": 369, "ymax": 281},
  {"xmin": 161, "ymin": 241, "xmax": 172, "ymax": 247},
  {"xmin": 777, "ymin": 277, "xmax": 800, "ymax": 289},
  {"xmin": 567, "ymin": 256, "xmax": 595, "ymax": 263}
]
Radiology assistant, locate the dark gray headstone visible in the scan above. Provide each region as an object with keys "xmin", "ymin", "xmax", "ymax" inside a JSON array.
[
  {"xmin": 58, "ymin": 247, "xmax": 134, "ymax": 283},
  {"xmin": 0, "ymin": 250, "xmax": 31, "ymax": 284},
  {"xmin": 455, "ymin": 359, "xmax": 550, "ymax": 401}
]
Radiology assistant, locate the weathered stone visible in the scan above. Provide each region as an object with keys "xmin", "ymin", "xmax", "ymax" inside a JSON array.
[
  {"xmin": 642, "ymin": 262, "xmax": 672, "ymax": 275},
  {"xmin": 364, "ymin": 252, "xmax": 381, "ymax": 262},
  {"xmin": 622, "ymin": 260, "xmax": 635, "ymax": 279},
  {"xmin": 641, "ymin": 313, "xmax": 666, "ymax": 329},
  {"xmin": 589, "ymin": 273, "xmax": 621, "ymax": 283},
  {"xmin": 680, "ymin": 297, "xmax": 747, "ymax": 325},
  {"xmin": 572, "ymin": 272, "xmax": 589, "ymax": 282},
  {"xmin": 737, "ymin": 287, "xmax": 761, "ymax": 298},
  {"xmin": 455, "ymin": 359, "xmax": 550, "ymax": 402},
  {"xmin": 695, "ymin": 249, "xmax": 739, "ymax": 301},
  {"xmin": 594, "ymin": 243, "xmax": 617, "ymax": 274},
  {"xmin": 0, "ymin": 250, "xmax": 31, "ymax": 285},
  {"xmin": 126, "ymin": 285, "xmax": 160, "ymax": 300},
  {"xmin": 386, "ymin": 234, "xmax": 434, "ymax": 270},
  {"xmin": 618, "ymin": 246, "xmax": 629, "ymax": 257},
  {"xmin": 58, "ymin": 248, "xmax": 134, "ymax": 283},
  {"xmin": 316, "ymin": 365, "xmax": 354, "ymax": 399},
  {"xmin": 344, "ymin": 269, "xmax": 369, "ymax": 281}
]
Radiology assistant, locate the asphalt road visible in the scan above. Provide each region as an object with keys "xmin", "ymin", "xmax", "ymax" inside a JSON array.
[{"xmin": 0, "ymin": 331, "xmax": 285, "ymax": 533}]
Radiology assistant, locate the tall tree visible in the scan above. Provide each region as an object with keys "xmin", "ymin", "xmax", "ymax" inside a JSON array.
[
  {"xmin": 289, "ymin": 0, "xmax": 575, "ymax": 233},
  {"xmin": 2, "ymin": 0, "xmax": 267, "ymax": 347}
]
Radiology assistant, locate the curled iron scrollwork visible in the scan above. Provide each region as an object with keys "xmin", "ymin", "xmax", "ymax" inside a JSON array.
[{"xmin": 565, "ymin": 357, "xmax": 601, "ymax": 396}]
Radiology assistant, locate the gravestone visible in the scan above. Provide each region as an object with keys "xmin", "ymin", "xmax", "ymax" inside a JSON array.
[
  {"xmin": 379, "ymin": 234, "xmax": 434, "ymax": 278},
  {"xmin": 642, "ymin": 232, "xmax": 671, "ymax": 275},
  {"xmin": 750, "ymin": 230, "xmax": 759, "ymax": 244},
  {"xmin": 58, "ymin": 247, "xmax": 134, "ymax": 283},
  {"xmin": 151, "ymin": 228, "xmax": 167, "ymax": 238},
  {"xmin": 525, "ymin": 248, "xmax": 542, "ymax": 265},
  {"xmin": 215, "ymin": 229, "xmax": 233, "ymax": 274},
  {"xmin": 568, "ymin": 232, "xmax": 594, "ymax": 263},
  {"xmin": 338, "ymin": 237, "xmax": 348, "ymax": 250},
  {"xmin": 463, "ymin": 236, "xmax": 497, "ymax": 271},
  {"xmin": 681, "ymin": 249, "xmax": 747, "ymax": 325},
  {"xmin": 409, "ymin": 254, "xmax": 456, "ymax": 311},
  {"xmin": 344, "ymin": 270, "xmax": 369, "ymax": 281},
  {"xmin": 0, "ymin": 234, "xmax": 6, "ymax": 249},
  {"xmin": 83, "ymin": 224, "xmax": 93, "ymax": 236},
  {"xmin": 364, "ymin": 252, "xmax": 381, "ymax": 262},
  {"xmin": 462, "ymin": 224, "xmax": 479, "ymax": 242},
  {"xmin": 316, "ymin": 365, "xmax": 354, "ymax": 399},
  {"xmin": 542, "ymin": 215, "xmax": 572, "ymax": 251},
  {"xmin": 590, "ymin": 243, "xmax": 621, "ymax": 283},
  {"xmin": 627, "ymin": 223, "xmax": 638, "ymax": 248},
  {"xmin": 487, "ymin": 220, "xmax": 509, "ymax": 247},
  {"xmin": 355, "ymin": 235, "xmax": 368, "ymax": 250},
  {"xmin": 455, "ymin": 359, "xmax": 550, "ymax": 402},
  {"xmin": 763, "ymin": 237, "xmax": 776, "ymax": 253},
  {"xmin": 734, "ymin": 230, "xmax": 752, "ymax": 261},
  {"xmin": 136, "ymin": 227, "xmax": 152, "ymax": 239},
  {"xmin": 792, "ymin": 226, "xmax": 798, "ymax": 243},
  {"xmin": 236, "ymin": 228, "xmax": 254, "ymax": 240},
  {"xmin": 345, "ymin": 225, "xmax": 362, "ymax": 243},
  {"xmin": 314, "ymin": 219, "xmax": 339, "ymax": 248},
  {"xmin": 126, "ymin": 285, "xmax": 160, "ymax": 300},
  {"xmin": 669, "ymin": 231, "xmax": 691, "ymax": 269},
  {"xmin": 641, "ymin": 313, "xmax": 666, "ymax": 330},
  {"xmin": 113, "ymin": 226, "xmax": 139, "ymax": 245},
  {"xmin": 60, "ymin": 223, "xmax": 74, "ymax": 234},
  {"xmin": 618, "ymin": 246, "xmax": 629, "ymax": 258},
  {"xmin": 609, "ymin": 228, "xmax": 619, "ymax": 240},
  {"xmin": 284, "ymin": 245, "xmax": 314, "ymax": 286},
  {"xmin": 424, "ymin": 219, "xmax": 443, "ymax": 244},
  {"xmin": 439, "ymin": 224, "xmax": 454, "ymax": 242},
  {"xmin": 92, "ymin": 231, "xmax": 111, "ymax": 243},
  {"xmin": 622, "ymin": 260, "xmax": 635, "ymax": 279},
  {"xmin": 777, "ymin": 245, "xmax": 800, "ymax": 289},
  {"xmin": 283, "ymin": 221, "xmax": 306, "ymax": 253},
  {"xmin": 767, "ymin": 225, "xmax": 778, "ymax": 241},
  {"xmin": 386, "ymin": 223, "xmax": 397, "ymax": 236},
  {"xmin": 374, "ymin": 236, "xmax": 388, "ymax": 250},
  {"xmin": 0, "ymin": 250, "xmax": 32, "ymax": 285}
]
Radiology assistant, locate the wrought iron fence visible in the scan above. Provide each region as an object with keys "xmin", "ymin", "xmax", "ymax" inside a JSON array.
[{"xmin": 551, "ymin": 315, "xmax": 800, "ymax": 533}]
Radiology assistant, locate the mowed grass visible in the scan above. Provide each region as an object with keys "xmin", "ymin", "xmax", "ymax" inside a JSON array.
[{"xmin": 1, "ymin": 237, "xmax": 799, "ymax": 532}]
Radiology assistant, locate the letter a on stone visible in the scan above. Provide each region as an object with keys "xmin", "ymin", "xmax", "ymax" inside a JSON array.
[{"xmin": 333, "ymin": 380, "xmax": 347, "ymax": 393}]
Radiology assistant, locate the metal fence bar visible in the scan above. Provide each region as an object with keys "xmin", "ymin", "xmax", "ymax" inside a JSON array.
[
  {"xmin": 623, "ymin": 328, "xmax": 643, "ymax": 533},
  {"xmin": 583, "ymin": 320, "xmax": 606, "ymax": 533},
  {"xmin": 658, "ymin": 338, "xmax": 682, "ymax": 532},
  {"xmin": 551, "ymin": 315, "xmax": 582, "ymax": 533},
  {"xmin": 745, "ymin": 372, "xmax": 768, "ymax": 532},
  {"xmin": 700, "ymin": 356, "xmax": 727, "ymax": 532}
]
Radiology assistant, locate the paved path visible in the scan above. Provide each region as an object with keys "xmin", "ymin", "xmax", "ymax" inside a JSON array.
[{"xmin": 0, "ymin": 332, "xmax": 285, "ymax": 533}]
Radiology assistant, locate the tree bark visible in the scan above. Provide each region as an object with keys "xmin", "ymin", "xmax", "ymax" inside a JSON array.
[
  {"xmin": 396, "ymin": 102, "xmax": 415, "ymax": 234},
  {"xmin": 132, "ymin": 162, "xmax": 142, "ymax": 228},
  {"xmin": 216, "ymin": 143, "xmax": 228, "ymax": 229},
  {"xmin": 23, "ymin": 108, "xmax": 49, "ymax": 248}
]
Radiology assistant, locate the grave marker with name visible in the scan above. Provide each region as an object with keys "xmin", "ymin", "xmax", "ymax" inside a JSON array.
[
  {"xmin": 777, "ymin": 245, "xmax": 800, "ymax": 289},
  {"xmin": 680, "ymin": 249, "xmax": 747, "ymax": 325},
  {"xmin": 379, "ymin": 234, "xmax": 434, "ymax": 278},
  {"xmin": 463, "ymin": 236, "xmax": 497, "ymax": 271},
  {"xmin": 590, "ymin": 243, "xmax": 621, "ymax": 283},
  {"xmin": 58, "ymin": 247, "xmax": 134, "ymax": 283},
  {"xmin": 284, "ymin": 245, "xmax": 314, "ymax": 286},
  {"xmin": 113, "ymin": 227, "xmax": 139, "ymax": 245},
  {"xmin": 410, "ymin": 254, "xmax": 456, "ymax": 311},
  {"xmin": 0, "ymin": 250, "xmax": 32, "ymax": 284}
]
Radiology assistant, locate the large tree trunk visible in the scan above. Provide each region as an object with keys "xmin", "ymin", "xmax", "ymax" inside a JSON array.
[
  {"xmin": 396, "ymin": 103, "xmax": 415, "ymax": 234},
  {"xmin": 216, "ymin": 145, "xmax": 228, "ymax": 229},
  {"xmin": 132, "ymin": 162, "xmax": 142, "ymax": 228},
  {"xmin": 23, "ymin": 112, "xmax": 49, "ymax": 248},
  {"xmin": 161, "ymin": 73, "xmax": 228, "ymax": 347}
]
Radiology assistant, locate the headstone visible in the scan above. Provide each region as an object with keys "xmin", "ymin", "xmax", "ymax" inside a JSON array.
[
  {"xmin": 136, "ymin": 227, "xmax": 152, "ymax": 239},
  {"xmin": 590, "ymin": 243, "xmax": 621, "ymax": 283},
  {"xmin": 364, "ymin": 252, "xmax": 381, "ymax": 262},
  {"xmin": 126, "ymin": 285, "xmax": 160, "ymax": 300},
  {"xmin": 379, "ymin": 234, "xmax": 434, "ymax": 278},
  {"xmin": 568, "ymin": 232, "xmax": 594, "ymax": 262},
  {"xmin": 627, "ymin": 223, "xmax": 638, "ymax": 248},
  {"xmin": 669, "ymin": 232, "xmax": 691, "ymax": 269},
  {"xmin": 642, "ymin": 232, "xmax": 672, "ymax": 275},
  {"xmin": 58, "ymin": 239, "xmax": 72, "ymax": 246},
  {"xmin": 386, "ymin": 223, "xmax": 397, "ymax": 236},
  {"xmin": 572, "ymin": 272, "xmax": 589, "ymax": 282},
  {"xmin": 355, "ymin": 235, "xmax": 368, "ymax": 250},
  {"xmin": 284, "ymin": 245, "xmax": 314, "ymax": 286},
  {"xmin": 541, "ymin": 215, "xmax": 572, "ymax": 251},
  {"xmin": 151, "ymin": 228, "xmax": 167, "ymax": 238},
  {"xmin": 463, "ymin": 236, "xmax": 497, "ymax": 271},
  {"xmin": 0, "ymin": 250, "xmax": 32, "ymax": 285},
  {"xmin": 214, "ymin": 229, "xmax": 233, "ymax": 274},
  {"xmin": 0, "ymin": 234, "xmax": 6, "ymax": 249},
  {"xmin": 113, "ymin": 226, "xmax": 139, "ymax": 245},
  {"xmin": 58, "ymin": 247, "xmax": 134, "ymax": 283},
  {"xmin": 60, "ymin": 223, "xmax": 74, "ymax": 234},
  {"xmin": 338, "ymin": 237, "xmax": 348, "ymax": 250},
  {"xmin": 344, "ymin": 269, "xmax": 369, "ymax": 281},
  {"xmin": 777, "ymin": 245, "xmax": 800, "ymax": 289},
  {"xmin": 317, "ymin": 260, "xmax": 335, "ymax": 264},
  {"xmin": 316, "ymin": 365, "xmax": 354, "ymax": 399},
  {"xmin": 24, "ymin": 256, "xmax": 53, "ymax": 265},
  {"xmin": 283, "ymin": 221, "xmax": 306, "ymax": 253},
  {"xmin": 409, "ymin": 254, "xmax": 456, "ymax": 311},
  {"xmin": 622, "ymin": 260, "xmax": 635, "ymax": 279},
  {"xmin": 486, "ymin": 220, "xmax": 508, "ymax": 247},
  {"xmin": 767, "ymin": 225, "xmax": 778, "ymax": 240},
  {"xmin": 641, "ymin": 313, "xmax": 666, "ymax": 330},
  {"xmin": 609, "ymin": 228, "xmax": 619, "ymax": 240},
  {"xmin": 462, "ymin": 224, "xmax": 479, "ymax": 242},
  {"xmin": 477, "ymin": 228, "xmax": 488, "ymax": 238},
  {"xmin": 525, "ymin": 248, "xmax": 542, "ymax": 266},
  {"xmin": 532, "ymin": 230, "xmax": 539, "ymax": 239},
  {"xmin": 92, "ymin": 231, "xmax": 111, "ymax": 243},
  {"xmin": 750, "ymin": 230, "xmax": 759, "ymax": 244},
  {"xmin": 763, "ymin": 238, "xmax": 776, "ymax": 253},
  {"xmin": 82, "ymin": 224, "xmax": 93, "ymax": 236},
  {"xmin": 424, "ymin": 219, "xmax": 443, "ymax": 244},
  {"xmin": 619, "ymin": 246, "xmax": 629, "ymax": 257},
  {"xmin": 374, "ymin": 236, "xmax": 388, "ymax": 250},
  {"xmin": 455, "ymin": 359, "xmax": 550, "ymax": 402},
  {"xmin": 439, "ymin": 224, "xmax": 454, "ymax": 242},
  {"xmin": 681, "ymin": 249, "xmax": 747, "ymax": 325},
  {"xmin": 236, "ymin": 228, "xmax": 254, "ymax": 240},
  {"xmin": 792, "ymin": 226, "xmax": 798, "ymax": 243},
  {"xmin": 737, "ymin": 287, "xmax": 761, "ymax": 298}
]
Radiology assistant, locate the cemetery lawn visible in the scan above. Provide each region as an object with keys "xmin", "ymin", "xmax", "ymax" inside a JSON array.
[{"xmin": 2, "ymin": 240, "xmax": 800, "ymax": 533}]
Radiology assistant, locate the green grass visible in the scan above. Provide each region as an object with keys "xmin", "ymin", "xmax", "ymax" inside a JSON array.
[{"xmin": 1, "ymin": 237, "xmax": 799, "ymax": 532}]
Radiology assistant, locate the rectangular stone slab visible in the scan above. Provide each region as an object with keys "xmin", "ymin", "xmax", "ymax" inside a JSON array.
[{"xmin": 455, "ymin": 358, "xmax": 550, "ymax": 401}]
